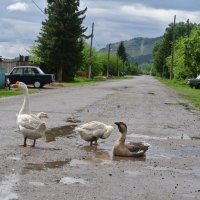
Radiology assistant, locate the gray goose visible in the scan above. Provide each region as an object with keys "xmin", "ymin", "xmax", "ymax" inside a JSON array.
[{"xmin": 113, "ymin": 122, "xmax": 150, "ymax": 157}]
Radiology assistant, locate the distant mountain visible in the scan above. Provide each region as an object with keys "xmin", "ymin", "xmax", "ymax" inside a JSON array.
[{"xmin": 99, "ymin": 36, "xmax": 162, "ymax": 64}]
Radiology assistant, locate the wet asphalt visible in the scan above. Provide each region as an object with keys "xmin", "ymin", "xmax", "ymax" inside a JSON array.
[{"xmin": 0, "ymin": 75, "xmax": 200, "ymax": 200}]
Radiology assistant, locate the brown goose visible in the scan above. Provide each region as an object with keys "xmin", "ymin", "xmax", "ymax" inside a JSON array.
[{"xmin": 113, "ymin": 122, "xmax": 150, "ymax": 157}]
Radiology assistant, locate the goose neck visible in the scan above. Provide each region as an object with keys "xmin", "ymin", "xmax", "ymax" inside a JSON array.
[
  {"xmin": 19, "ymin": 89, "xmax": 30, "ymax": 114},
  {"xmin": 118, "ymin": 132, "xmax": 126, "ymax": 143}
]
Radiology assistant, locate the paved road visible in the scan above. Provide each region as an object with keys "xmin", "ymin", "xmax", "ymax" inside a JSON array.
[{"xmin": 0, "ymin": 76, "xmax": 200, "ymax": 200}]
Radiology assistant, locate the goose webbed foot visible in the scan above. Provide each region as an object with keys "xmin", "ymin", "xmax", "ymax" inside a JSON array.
[
  {"xmin": 30, "ymin": 139, "xmax": 36, "ymax": 147},
  {"xmin": 18, "ymin": 137, "xmax": 27, "ymax": 147}
]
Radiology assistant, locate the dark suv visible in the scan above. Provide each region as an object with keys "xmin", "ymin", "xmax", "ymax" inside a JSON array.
[{"xmin": 6, "ymin": 66, "xmax": 55, "ymax": 88}]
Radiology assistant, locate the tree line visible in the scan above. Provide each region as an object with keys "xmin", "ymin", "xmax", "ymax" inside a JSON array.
[
  {"xmin": 29, "ymin": 0, "xmax": 138, "ymax": 82},
  {"xmin": 153, "ymin": 20, "xmax": 200, "ymax": 80}
]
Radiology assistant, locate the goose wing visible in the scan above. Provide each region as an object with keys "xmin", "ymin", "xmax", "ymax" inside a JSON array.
[
  {"xmin": 17, "ymin": 114, "xmax": 44, "ymax": 130},
  {"xmin": 79, "ymin": 121, "xmax": 105, "ymax": 130},
  {"xmin": 126, "ymin": 141, "xmax": 150, "ymax": 152},
  {"xmin": 76, "ymin": 121, "xmax": 107, "ymax": 138}
]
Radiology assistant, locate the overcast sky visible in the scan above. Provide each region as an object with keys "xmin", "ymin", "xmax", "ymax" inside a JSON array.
[{"xmin": 1, "ymin": 0, "xmax": 200, "ymax": 59}]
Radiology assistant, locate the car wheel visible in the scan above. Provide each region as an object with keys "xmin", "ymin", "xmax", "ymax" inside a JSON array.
[{"xmin": 33, "ymin": 81, "xmax": 41, "ymax": 88}]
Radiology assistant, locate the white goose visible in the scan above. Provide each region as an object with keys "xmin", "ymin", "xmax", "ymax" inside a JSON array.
[
  {"xmin": 75, "ymin": 121, "xmax": 114, "ymax": 145},
  {"xmin": 11, "ymin": 81, "xmax": 47, "ymax": 147}
]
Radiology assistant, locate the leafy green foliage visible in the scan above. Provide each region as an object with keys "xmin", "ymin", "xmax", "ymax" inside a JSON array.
[
  {"xmin": 153, "ymin": 21, "xmax": 197, "ymax": 79},
  {"xmin": 186, "ymin": 25, "xmax": 200, "ymax": 77},
  {"xmin": 139, "ymin": 63, "xmax": 153, "ymax": 75}
]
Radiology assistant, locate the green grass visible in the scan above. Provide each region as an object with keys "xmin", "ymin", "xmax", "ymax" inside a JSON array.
[
  {"xmin": 157, "ymin": 77, "xmax": 200, "ymax": 110},
  {"xmin": 0, "ymin": 89, "xmax": 38, "ymax": 98},
  {"xmin": 63, "ymin": 76, "xmax": 107, "ymax": 87},
  {"xmin": 0, "ymin": 76, "xmax": 130, "ymax": 97},
  {"xmin": 63, "ymin": 76, "xmax": 130, "ymax": 87}
]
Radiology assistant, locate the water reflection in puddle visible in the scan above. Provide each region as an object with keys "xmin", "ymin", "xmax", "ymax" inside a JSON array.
[
  {"xmin": 21, "ymin": 160, "xmax": 70, "ymax": 174},
  {"xmin": 128, "ymin": 134, "xmax": 190, "ymax": 141},
  {"xmin": 78, "ymin": 146, "xmax": 112, "ymax": 165},
  {"xmin": 45, "ymin": 125, "xmax": 77, "ymax": 142},
  {"xmin": 147, "ymin": 146, "xmax": 200, "ymax": 159},
  {"xmin": 66, "ymin": 117, "xmax": 81, "ymax": 123},
  {"xmin": 112, "ymin": 155, "xmax": 146, "ymax": 162},
  {"xmin": 78, "ymin": 145, "xmax": 146, "ymax": 165}
]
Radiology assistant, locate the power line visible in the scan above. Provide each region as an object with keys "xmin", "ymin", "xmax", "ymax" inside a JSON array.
[{"xmin": 31, "ymin": 0, "xmax": 46, "ymax": 15}]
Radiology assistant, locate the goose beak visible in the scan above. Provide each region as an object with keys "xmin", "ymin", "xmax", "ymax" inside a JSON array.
[
  {"xmin": 114, "ymin": 122, "xmax": 120, "ymax": 126},
  {"xmin": 11, "ymin": 81, "xmax": 20, "ymax": 88}
]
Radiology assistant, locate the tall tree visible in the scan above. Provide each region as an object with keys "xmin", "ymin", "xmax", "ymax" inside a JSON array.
[
  {"xmin": 117, "ymin": 41, "xmax": 127, "ymax": 71},
  {"xmin": 36, "ymin": 0, "xmax": 87, "ymax": 81}
]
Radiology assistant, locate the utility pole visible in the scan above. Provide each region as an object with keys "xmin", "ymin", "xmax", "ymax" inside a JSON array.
[
  {"xmin": 88, "ymin": 22, "xmax": 94, "ymax": 79},
  {"xmin": 170, "ymin": 15, "xmax": 176, "ymax": 80},
  {"xmin": 117, "ymin": 55, "xmax": 119, "ymax": 77},
  {"xmin": 187, "ymin": 19, "xmax": 190, "ymax": 38},
  {"xmin": 107, "ymin": 44, "xmax": 111, "ymax": 78}
]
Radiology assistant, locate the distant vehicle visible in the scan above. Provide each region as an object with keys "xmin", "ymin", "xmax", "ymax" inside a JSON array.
[
  {"xmin": 6, "ymin": 66, "xmax": 55, "ymax": 88},
  {"xmin": 187, "ymin": 75, "xmax": 200, "ymax": 89}
]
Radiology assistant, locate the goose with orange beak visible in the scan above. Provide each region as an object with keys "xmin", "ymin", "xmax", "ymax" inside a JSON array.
[{"xmin": 11, "ymin": 81, "xmax": 47, "ymax": 147}]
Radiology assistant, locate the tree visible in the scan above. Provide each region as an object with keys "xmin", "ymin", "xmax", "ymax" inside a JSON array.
[
  {"xmin": 153, "ymin": 21, "xmax": 196, "ymax": 78},
  {"xmin": 81, "ymin": 41, "xmax": 103, "ymax": 76},
  {"xmin": 117, "ymin": 41, "xmax": 127, "ymax": 71},
  {"xmin": 166, "ymin": 37, "xmax": 192, "ymax": 80},
  {"xmin": 36, "ymin": 0, "xmax": 87, "ymax": 81}
]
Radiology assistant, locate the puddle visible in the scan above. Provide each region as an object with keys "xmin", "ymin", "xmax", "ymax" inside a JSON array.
[
  {"xmin": 146, "ymin": 166, "xmax": 200, "ymax": 177},
  {"xmin": 112, "ymin": 156, "xmax": 146, "ymax": 162},
  {"xmin": 66, "ymin": 117, "xmax": 81, "ymax": 123},
  {"xmin": 128, "ymin": 133, "xmax": 190, "ymax": 141},
  {"xmin": 21, "ymin": 160, "xmax": 70, "ymax": 174},
  {"xmin": 81, "ymin": 145, "xmax": 111, "ymax": 159},
  {"xmin": 0, "ymin": 174, "xmax": 18, "ymax": 200},
  {"xmin": 79, "ymin": 145, "xmax": 147, "ymax": 164},
  {"xmin": 78, "ymin": 146, "xmax": 112, "ymax": 165},
  {"xmin": 147, "ymin": 146, "xmax": 200, "ymax": 159},
  {"xmin": 60, "ymin": 177, "xmax": 88, "ymax": 185},
  {"xmin": 191, "ymin": 136, "xmax": 200, "ymax": 140},
  {"xmin": 70, "ymin": 159, "xmax": 90, "ymax": 166},
  {"xmin": 45, "ymin": 125, "xmax": 76, "ymax": 142}
]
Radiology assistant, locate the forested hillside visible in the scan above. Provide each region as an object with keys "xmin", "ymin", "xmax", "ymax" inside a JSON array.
[{"xmin": 99, "ymin": 37, "xmax": 162, "ymax": 64}]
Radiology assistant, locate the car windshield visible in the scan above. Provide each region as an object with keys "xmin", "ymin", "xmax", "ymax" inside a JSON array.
[{"xmin": 36, "ymin": 68, "xmax": 44, "ymax": 74}]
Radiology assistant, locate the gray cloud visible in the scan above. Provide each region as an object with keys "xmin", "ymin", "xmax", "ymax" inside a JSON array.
[{"xmin": 1, "ymin": 0, "xmax": 200, "ymax": 58}]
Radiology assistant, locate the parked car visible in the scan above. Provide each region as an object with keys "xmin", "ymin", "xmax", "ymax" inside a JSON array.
[
  {"xmin": 187, "ymin": 75, "xmax": 200, "ymax": 89},
  {"xmin": 6, "ymin": 66, "xmax": 55, "ymax": 88}
]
